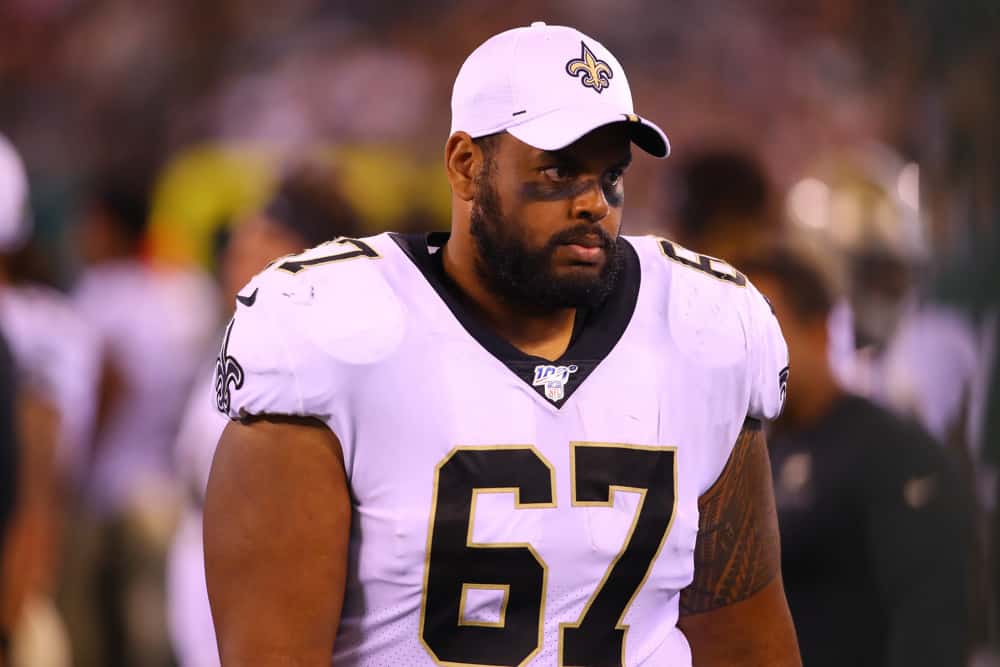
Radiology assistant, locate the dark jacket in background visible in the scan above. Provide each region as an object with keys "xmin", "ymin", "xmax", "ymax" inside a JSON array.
[{"xmin": 771, "ymin": 394, "xmax": 971, "ymax": 667}]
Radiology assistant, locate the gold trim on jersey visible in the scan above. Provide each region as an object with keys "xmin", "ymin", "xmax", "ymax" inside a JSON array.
[
  {"xmin": 558, "ymin": 442, "xmax": 679, "ymax": 667},
  {"xmin": 457, "ymin": 583, "xmax": 510, "ymax": 628},
  {"xmin": 419, "ymin": 445, "xmax": 556, "ymax": 667},
  {"xmin": 654, "ymin": 236, "xmax": 747, "ymax": 287},
  {"xmin": 275, "ymin": 236, "xmax": 382, "ymax": 274},
  {"xmin": 266, "ymin": 236, "xmax": 342, "ymax": 271}
]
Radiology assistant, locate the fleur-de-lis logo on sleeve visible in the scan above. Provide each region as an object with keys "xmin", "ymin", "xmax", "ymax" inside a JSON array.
[
  {"xmin": 565, "ymin": 42, "xmax": 614, "ymax": 93},
  {"xmin": 215, "ymin": 318, "xmax": 245, "ymax": 414}
]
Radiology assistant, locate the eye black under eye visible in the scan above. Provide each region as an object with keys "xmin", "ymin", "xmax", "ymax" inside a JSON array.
[{"xmin": 541, "ymin": 166, "xmax": 574, "ymax": 181}]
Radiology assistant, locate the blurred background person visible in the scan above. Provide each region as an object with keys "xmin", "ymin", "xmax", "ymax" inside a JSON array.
[
  {"xmin": 786, "ymin": 148, "xmax": 994, "ymax": 648},
  {"xmin": 786, "ymin": 148, "xmax": 984, "ymax": 478},
  {"xmin": 664, "ymin": 146, "xmax": 781, "ymax": 261},
  {"xmin": 0, "ymin": 134, "xmax": 95, "ymax": 667},
  {"xmin": 0, "ymin": 135, "xmax": 99, "ymax": 483},
  {"xmin": 66, "ymin": 174, "xmax": 218, "ymax": 667},
  {"xmin": 744, "ymin": 244, "xmax": 974, "ymax": 667},
  {"xmin": 167, "ymin": 159, "xmax": 364, "ymax": 667}
]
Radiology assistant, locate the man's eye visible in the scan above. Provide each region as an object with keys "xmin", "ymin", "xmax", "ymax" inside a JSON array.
[
  {"xmin": 541, "ymin": 167, "xmax": 572, "ymax": 182},
  {"xmin": 605, "ymin": 169, "xmax": 624, "ymax": 186}
]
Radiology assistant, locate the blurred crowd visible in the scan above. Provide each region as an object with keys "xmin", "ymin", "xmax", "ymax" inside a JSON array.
[{"xmin": 0, "ymin": 0, "xmax": 998, "ymax": 666}]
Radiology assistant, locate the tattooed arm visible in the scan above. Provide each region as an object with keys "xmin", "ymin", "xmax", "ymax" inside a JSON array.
[{"xmin": 677, "ymin": 419, "xmax": 801, "ymax": 666}]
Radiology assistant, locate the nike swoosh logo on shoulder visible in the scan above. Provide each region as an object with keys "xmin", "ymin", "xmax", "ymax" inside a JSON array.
[{"xmin": 236, "ymin": 288, "xmax": 258, "ymax": 307}]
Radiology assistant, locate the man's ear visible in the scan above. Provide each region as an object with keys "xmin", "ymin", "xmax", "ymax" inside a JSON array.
[{"xmin": 445, "ymin": 132, "xmax": 485, "ymax": 202}]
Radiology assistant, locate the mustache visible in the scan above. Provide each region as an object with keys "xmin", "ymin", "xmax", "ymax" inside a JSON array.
[{"xmin": 547, "ymin": 224, "xmax": 617, "ymax": 249}]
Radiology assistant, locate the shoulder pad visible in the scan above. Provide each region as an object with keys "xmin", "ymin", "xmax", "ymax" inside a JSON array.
[
  {"xmin": 632, "ymin": 236, "xmax": 752, "ymax": 369},
  {"xmin": 629, "ymin": 235, "xmax": 788, "ymax": 419},
  {"xmin": 215, "ymin": 236, "xmax": 406, "ymax": 421}
]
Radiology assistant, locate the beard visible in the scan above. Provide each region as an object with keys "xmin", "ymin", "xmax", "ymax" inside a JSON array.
[{"xmin": 469, "ymin": 170, "xmax": 624, "ymax": 312}]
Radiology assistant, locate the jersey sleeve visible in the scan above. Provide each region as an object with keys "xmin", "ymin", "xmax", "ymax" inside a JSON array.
[
  {"xmin": 745, "ymin": 281, "xmax": 789, "ymax": 420},
  {"xmin": 213, "ymin": 282, "xmax": 311, "ymax": 421},
  {"xmin": 212, "ymin": 236, "xmax": 406, "ymax": 431}
]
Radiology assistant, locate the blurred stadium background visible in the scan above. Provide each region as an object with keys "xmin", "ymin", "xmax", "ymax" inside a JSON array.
[{"xmin": 0, "ymin": 0, "xmax": 997, "ymax": 665}]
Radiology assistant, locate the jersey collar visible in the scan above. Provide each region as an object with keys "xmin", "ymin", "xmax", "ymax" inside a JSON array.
[{"xmin": 391, "ymin": 231, "xmax": 641, "ymax": 408}]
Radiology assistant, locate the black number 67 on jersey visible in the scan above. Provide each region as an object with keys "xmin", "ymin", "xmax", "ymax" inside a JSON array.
[{"xmin": 420, "ymin": 443, "xmax": 677, "ymax": 667}]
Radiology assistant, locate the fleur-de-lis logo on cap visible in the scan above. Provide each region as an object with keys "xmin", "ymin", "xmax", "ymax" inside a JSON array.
[{"xmin": 565, "ymin": 42, "xmax": 613, "ymax": 93}]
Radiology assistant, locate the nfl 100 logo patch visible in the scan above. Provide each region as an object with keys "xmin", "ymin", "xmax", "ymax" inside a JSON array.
[{"xmin": 532, "ymin": 364, "xmax": 579, "ymax": 402}]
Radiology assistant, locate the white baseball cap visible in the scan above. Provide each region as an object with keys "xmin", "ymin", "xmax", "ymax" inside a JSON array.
[
  {"xmin": 450, "ymin": 22, "xmax": 669, "ymax": 158},
  {"xmin": 0, "ymin": 134, "xmax": 31, "ymax": 252}
]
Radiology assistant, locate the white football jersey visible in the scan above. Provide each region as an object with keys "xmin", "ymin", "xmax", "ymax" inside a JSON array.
[
  {"xmin": 216, "ymin": 232, "xmax": 787, "ymax": 667},
  {"xmin": 75, "ymin": 261, "xmax": 219, "ymax": 513},
  {"xmin": 0, "ymin": 284, "xmax": 101, "ymax": 477}
]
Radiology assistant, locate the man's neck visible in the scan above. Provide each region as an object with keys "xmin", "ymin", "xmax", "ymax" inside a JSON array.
[{"xmin": 440, "ymin": 238, "xmax": 577, "ymax": 361}]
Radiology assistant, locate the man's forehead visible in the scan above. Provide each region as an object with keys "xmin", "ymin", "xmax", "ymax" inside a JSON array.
[{"xmin": 507, "ymin": 126, "xmax": 633, "ymax": 164}]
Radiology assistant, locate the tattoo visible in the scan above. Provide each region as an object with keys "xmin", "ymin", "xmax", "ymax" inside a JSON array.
[{"xmin": 679, "ymin": 418, "xmax": 781, "ymax": 615}]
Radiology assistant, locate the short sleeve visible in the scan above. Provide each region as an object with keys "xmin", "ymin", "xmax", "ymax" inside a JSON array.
[
  {"xmin": 213, "ymin": 288, "xmax": 308, "ymax": 421},
  {"xmin": 211, "ymin": 237, "xmax": 406, "ymax": 434},
  {"xmin": 745, "ymin": 282, "xmax": 790, "ymax": 420}
]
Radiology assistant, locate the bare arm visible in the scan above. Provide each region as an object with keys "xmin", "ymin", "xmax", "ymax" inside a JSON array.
[
  {"xmin": 677, "ymin": 419, "xmax": 801, "ymax": 666},
  {"xmin": 204, "ymin": 416, "xmax": 351, "ymax": 666},
  {"xmin": 2, "ymin": 392, "xmax": 60, "ymax": 630}
]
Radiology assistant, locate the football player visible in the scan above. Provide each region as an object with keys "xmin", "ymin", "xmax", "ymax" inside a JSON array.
[
  {"xmin": 205, "ymin": 23, "xmax": 800, "ymax": 666},
  {"xmin": 0, "ymin": 133, "xmax": 98, "ymax": 665}
]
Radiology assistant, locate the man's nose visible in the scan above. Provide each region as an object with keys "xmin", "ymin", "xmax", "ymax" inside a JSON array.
[{"xmin": 571, "ymin": 179, "xmax": 610, "ymax": 223}]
